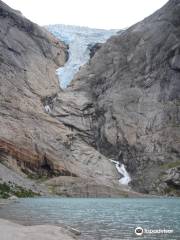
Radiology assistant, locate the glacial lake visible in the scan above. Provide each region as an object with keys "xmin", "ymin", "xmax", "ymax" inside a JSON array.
[{"xmin": 0, "ymin": 197, "xmax": 179, "ymax": 239}]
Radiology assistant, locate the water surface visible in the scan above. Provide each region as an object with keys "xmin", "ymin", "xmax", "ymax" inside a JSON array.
[{"xmin": 0, "ymin": 197, "xmax": 179, "ymax": 240}]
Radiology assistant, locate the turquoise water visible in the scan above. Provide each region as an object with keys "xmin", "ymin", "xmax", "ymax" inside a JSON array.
[{"xmin": 0, "ymin": 197, "xmax": 179, "ymax": 239}]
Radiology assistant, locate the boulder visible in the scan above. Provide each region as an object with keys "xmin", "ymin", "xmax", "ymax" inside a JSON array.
[
  {"xmin": 164, "ymin": 167, "xmax": 180, "ymax": 187},
  {"xmin": 8, "ymin": 195, "xmax": 18, "ymax": 201}
]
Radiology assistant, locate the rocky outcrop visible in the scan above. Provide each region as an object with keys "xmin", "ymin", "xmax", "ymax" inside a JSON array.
[
  {"xmin": 88, "ymin": 43, "xmax": 102, "ymax": 58},
  {"xmin": 0, "ymin": 0, "xmax": 70, "ymax": 177},
  {"xmin": 45, "ymin": 176, "xmax": 144, "ymax": 197},
  {"xmin": 161, "ymin": 167, "xmax": 180, "ymax": 195},
  {"xmin": 52, "ymin": 0, "xmax": 180, "ymax": 195}
]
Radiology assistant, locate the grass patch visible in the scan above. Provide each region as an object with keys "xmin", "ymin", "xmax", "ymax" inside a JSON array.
[
  {"xmin": 28, "ymin": 173, "xmax": 49, "ymax": 182},
  {"xmin": 160, "ymin": 161, "xmax": 180, "ymax": 170},
  {"xmin": 13, "ymin": 186, "xmax": 38, "ymax": 198},
  {"xmin": 0, "ymin": 182, "xmax": 11, "ymax": 199},
  {"xmin": 163, "ymin": 186, "xmax": 180, "ymax": 196},
  {"xmin": 0, "ymin": 182, "xmax": 39, "ymax": 199}
]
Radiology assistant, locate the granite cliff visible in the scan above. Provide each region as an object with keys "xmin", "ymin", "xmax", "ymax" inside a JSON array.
[
  {"xmin": 0, "ymin": 0, "xmax": 179, "ymax": 197},
  {"xmin": 52, "ymin": 0, "xmax": 180, "ymax": 196},
  {"xmin": 0, "ymin": 0, "xmax": 69, "ymax": 194}
]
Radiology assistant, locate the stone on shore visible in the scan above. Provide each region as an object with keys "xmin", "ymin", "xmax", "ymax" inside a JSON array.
[{"xmin": 8, "ymin": 196, "xmax": 18, "ymax": 201}]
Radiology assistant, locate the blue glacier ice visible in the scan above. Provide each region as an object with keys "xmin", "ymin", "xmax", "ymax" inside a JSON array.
[{"xmin": 46, "ymin": 24, "xmax": 118, "ymax": 88}]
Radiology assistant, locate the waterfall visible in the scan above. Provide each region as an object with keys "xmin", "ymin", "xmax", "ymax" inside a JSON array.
[
  {"xmin": 44, "ymin": 105, "xmax": 51, "ymax": 113},
  {"xmin": 111, "ymin": 160, "xmax": 131, "ymax": 185}
]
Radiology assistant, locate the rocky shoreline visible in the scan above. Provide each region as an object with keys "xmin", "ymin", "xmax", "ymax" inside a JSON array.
[
  {"xmin": 0, "ymin": 200, "xmax": 81, "ymax": 240},
  {"xmin": 0, "ymin": 218, "xmax": 80, "ymax": 240}
]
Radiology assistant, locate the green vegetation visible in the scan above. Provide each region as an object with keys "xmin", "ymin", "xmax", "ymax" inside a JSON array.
[
  {"xmin": 0, "ymin": 182, "xmax": 39, "ymax": 199},
  {"xmin": 14, "ymin": 186, "xmax": 38, "ymax": 198},
  {"xmin": 27, "ymin": 173, "xmax": 49, "ymax": 182},
  {"xmin": 0, "ymin": 182, "xmax": 11, "ymax": 199},
  {"xmin": 160, "ymin": 160, "xmax": 180, "ymax": 170},
  {"xmin": 163, "ymin": 186, "xmax": 180, "ymax": 197}
]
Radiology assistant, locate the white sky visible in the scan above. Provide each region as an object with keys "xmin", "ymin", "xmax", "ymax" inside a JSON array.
[{"xmin": 4, "ymin": 0, "xmax": 168, "ymax": 29}]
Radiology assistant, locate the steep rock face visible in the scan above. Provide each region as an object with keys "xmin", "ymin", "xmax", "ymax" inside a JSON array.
[
  {"xmin": 88, "ymin": 43, "xmax": 102, "ymax": 58},
  {"xmin": 0, "ymin": 0, "xmax": 124, "ymax": 196},
  {"xmin": 53, "ymin": 0, "xmax": 180, "ymax": 195},
  {"xmin": 0, "ymin": 0, "xmax": 70, "ymax": 179}
]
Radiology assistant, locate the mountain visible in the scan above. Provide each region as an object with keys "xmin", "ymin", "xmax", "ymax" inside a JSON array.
[
  {"xmin": 0, "ymin": 0, "xmax": 179, "ymax": 197},
  {"xmin": 50, "ymin": 0, "xmax": 180, "ymax": 196},
  {"xmin": 46, "ymin": 24, "xmax": 117, "ymax": 88},
  {"xmin": 0, "ymin": 0, "xmax": 127, "ymax": 197}
]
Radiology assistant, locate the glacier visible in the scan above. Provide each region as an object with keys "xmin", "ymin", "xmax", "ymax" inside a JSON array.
[{"xmin": 47, "ymin": 24, "xmax": 117, "ymax": 88}]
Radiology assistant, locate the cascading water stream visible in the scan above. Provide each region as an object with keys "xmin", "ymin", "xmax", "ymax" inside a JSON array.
[{"xmin": 111, "ymin": 160, "xmax": 131, "ymax": 185}]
